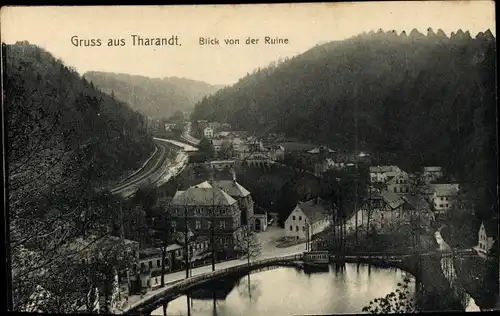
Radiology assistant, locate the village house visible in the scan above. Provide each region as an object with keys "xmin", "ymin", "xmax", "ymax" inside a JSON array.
[
  {"xmin": 203, "ymin": 127, "xmax": 214, "ymax": 139},
  {"xmin": 401, "ymin": 194, "xmax": 434, "ymax": 227},
  {"xmin": 170, "ymin": 186, "xmax": 243, "ymax": 255},
  {"xmin": 285, "ymin": 197, "xmax": 332, "ymax": 240},
  {"xmin": 474, "ymin": 220, "xmax": 498, "ymax": 258},
  {"xmin": 254, "ymin": 206, "xmax": 268, "ymax": 232},
  {"xmin": 164, "ymin": 123, "xmax": 177, "ymax": 132},
  {"xmin": 422, "ymin": 166, "xmax": 444, "ymax": 183},
  {"xmin": 432, "ymin": 183, "xmax": 460, "ymax": 215},
  {"xmin": 208, "ymin": 159, "xmax": 235, "ymax": 172},
  {"xmin": 66, "ymin": 235, "xmax": 140, "ymax": 302},
  {"xmin": 267, "ymin": 144, "xmax": 285, "ymax": 162},
  {"xmin": 369, "ymin": 165, "xmax": 402, "ymax": 184},
  {"xmin": 356, "ymin": 189, "xmax": 406, "ymax": 232},
  {"xmin": 208, "ymin": 122, "xmax": 222, "ymax": 131},
  {"xmin": 241, "ymin": 151, "xmax": 273, "ymax": 167},
  {"xmin": 385, "ymin": 171, "xmax": 411, "ymax": 195},
  {"xmin": 138, "ymin": 243, "xmax": 184, "ymax": 280}
]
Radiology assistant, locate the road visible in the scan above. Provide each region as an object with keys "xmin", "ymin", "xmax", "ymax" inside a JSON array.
[
  {"xmin": 181, "ymin": 121, "xmax": 200, "ymax": 145},
  {"xmin": 115, "ymin": 226, "xmax": 306, "ymax": 313},
  {"xmin": 154, "ymin": 137, "xmax": 198, "ymax": 152}
]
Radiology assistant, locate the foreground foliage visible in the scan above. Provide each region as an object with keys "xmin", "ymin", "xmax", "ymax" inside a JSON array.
[{"xmin": 362, "ymin": 277, "xmax": 415, "ymax": 314}]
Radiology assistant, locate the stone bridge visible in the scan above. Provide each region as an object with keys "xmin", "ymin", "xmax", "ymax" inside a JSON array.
[{"xmin": 122, "ymin": 250, "xmax": 473, "ymax": 315}]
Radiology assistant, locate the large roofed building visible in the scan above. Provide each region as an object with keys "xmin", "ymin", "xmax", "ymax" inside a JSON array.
[{"xmin": 170, "ymin": 186, "xmax": 243, "ymax": 254}]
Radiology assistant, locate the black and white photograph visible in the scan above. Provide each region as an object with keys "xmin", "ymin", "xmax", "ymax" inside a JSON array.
[{"xmin": 1, "ymin": 2, "xmax": 498, "ymax": 315}]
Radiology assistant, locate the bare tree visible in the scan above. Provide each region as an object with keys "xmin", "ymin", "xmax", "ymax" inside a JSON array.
[{"xmin": 235, "ymin": 225, "xmax": 262, "ymax": 267}]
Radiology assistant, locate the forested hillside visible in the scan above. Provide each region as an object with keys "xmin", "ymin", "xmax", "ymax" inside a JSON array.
[
  {"xmin": 192, "ymin": 28, "xmax": 497, "ymax": 219},
  {"xmin": 4, "ymin": 41, "xmax": 155, "ymax": 312},
  {"xmin": 84, "ymin": 71, "xmax": 224, "ymax": 119}
]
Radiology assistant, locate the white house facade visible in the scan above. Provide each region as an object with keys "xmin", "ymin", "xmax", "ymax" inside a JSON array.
[
  {"xmin": 204, "ymin": 127, "xmax": 214, "ymax": 139},
  {"xmin": 475, "ymin": 221, "xmax": 497, "ymax": 258},
  {"xmin": 285, "ymin": 198, "xmax": 331, "ymax": 240},
  {"xmin": 369, "ymin": 165, "xmax": 401, "ymax": 183},
  {"xmin": 432, "ymin": 184, "xmax": 460, "ymax": 214}
]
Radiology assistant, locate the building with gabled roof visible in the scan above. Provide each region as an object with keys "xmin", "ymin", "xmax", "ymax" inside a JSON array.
[
  {"xmin": 385, "ymin": 171, "xmax": 411, "ymax": 195},
  {"xmin": 475, "ymin": 220, "xmax": 498, "ymax": 259},
  {"xmin": 432, "ymin": 183, "xmax": 460, "ymax": 214},
  {"xmin": 170, "ymin": 186, "xmax": 243, "ymax": 253},
  {"xmin": 422, "ymin": 166, "xmax": 444, "ymax": 183},
  {"xmin": 285, "ymin": 197, "xmax": 332, "ymax": 240},
  {"xmin": 369, "ymin": 165, "xmax": 401, "ymax": 183},
  {"xmin": 192, "ymin": 179, "xmax": 255, "ymax": 230}
]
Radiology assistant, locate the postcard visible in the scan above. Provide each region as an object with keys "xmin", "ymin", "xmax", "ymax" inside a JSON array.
[{"xmin": 1, "ymin": 2, "xmax": 498, "ymax": 315}]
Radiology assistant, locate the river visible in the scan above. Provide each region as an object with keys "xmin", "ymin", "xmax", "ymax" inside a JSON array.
[
  {"xmin": 434, "ymin": 230, "xmax": 480, "ymax": 312},
  {"xmin": 152, "ymin": 263, "xmax": 415, "ymax": 316}
]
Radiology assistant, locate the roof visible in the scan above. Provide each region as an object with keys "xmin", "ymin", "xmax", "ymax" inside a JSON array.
[
  {"xmin": 423, "ymin": 183, "xmax": 440, "ymax": 195},
  {"xmin": 211, "ymin": 139, "xmax": 225, "ymax": 146},
  {"xmin": 171, "ymin": 187, "xmax": 237, "ymax": 206},
  {"xmin": 481, "ymin": 221, "xmax": 498, "ymax": 239},
  {"xmin": 369, "ymin": 165, "xmax": 401, "ymax": 173},
  {"xmin": 423, "ymin": 166, "xmax": 442, "ymax": 172},
  {"xmin": 307, "ymin": 146, "xmax": 336, "ymax": 154},
  {"xmin": 255, "ymin": 206, "xmax": 268, "ymax": 215},
  {"xmin": 191, "ymin": 181, "xmax": 212, "ymax": 188},
  {"xmin": 139, "ymin": 244, "xmax": 183, "ymax": 259},
  {"xmin": 210, "ymin": 180, "xmax": 251, "ymax": 197},
  {"xmin": 380, "ymin": 190, "xmax": 405, "ymax": 209},
  {"xmin": 403, "ymin": 194, "xmax": 431, "ymax": 212},
  {"xmin": 385, "ymin": 171, "xmax": 409, "ymax": 186},
  {"xmin": 279, "ymin": 142, "xmax": 318, "ymax": 152},
  {"xmin": 434, "ymin": 184, "xmax": 460, "ymax": 196},
  {"xmin": 295, "ymin": 197, "xmax": 331, "ymax": 223},
  {"xmin": 210, "ymin": 160, "xmax": 235, "ymax": 164}
]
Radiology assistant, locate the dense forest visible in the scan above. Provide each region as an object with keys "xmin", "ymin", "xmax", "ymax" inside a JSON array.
[
  {"xmin": 5, "ymin": 41, "xmax": 155, "ymax": 312},
  {"xmin": 84, "ymin": 71, "xmax": 224, "ymax": 120},
  {"xmin": 192, "ymin": 28, "xmax": 497, "ymax": 219}
]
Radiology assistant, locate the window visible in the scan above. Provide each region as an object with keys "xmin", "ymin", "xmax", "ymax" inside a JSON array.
[
  {"xmin": 439, "ymin": 204, "xmax": 443, "ymax": 208},
  {"xmin": 296, "ymin": 226, "xmax": 299, "ymax": 232},
  {"xmin": 220, "ymin": 220, "xmax": 226, "ymax": 229},
  {"xmin": 299, "ymin": 216, "xmax": 302, "ymax": 221},
  {"xmin": 290, "ymin": 225, "xmax": 293, "ymax": 231},
  {"xmin": 196, "ymin": 220, "xmax": 201, "ymax": 229},
  {"xmin": 292, "ymin": 216, "xmax": 296, "ymax": 220},
  {"xmin": 149, "ymin": 261, "xmax": 153, "ymax": 269},
  {"xmin": 157, "ymin": 260, "xmax": 161, "ymax": 267},
  {"xmin": 141, "ymin": 262, "xmax": 145, "ymax": 269}
]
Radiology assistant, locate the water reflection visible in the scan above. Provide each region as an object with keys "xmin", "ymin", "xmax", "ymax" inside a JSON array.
[{"xmin": 153, "ymin": 263, "xmax": 412, "ymax": 316}]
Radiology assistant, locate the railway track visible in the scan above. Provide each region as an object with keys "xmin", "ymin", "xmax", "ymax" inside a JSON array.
[{"xmin": 110, "ymin": 141, "xmax": 170, "ymax": 195}]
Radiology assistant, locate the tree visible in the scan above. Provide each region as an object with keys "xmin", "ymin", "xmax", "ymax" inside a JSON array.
[
  {"xmin": 5, "ymin": 42, "xmax": 153, "ymax": 313},
  {"xmin": 198, "ymin": 137, "xmax": 214, "ymax": 161},
  {"xmin": 219, "ymin": 140, "xmax": 234, "ymax": 159},
  {"xmin": 362, "ymin": 277, "xmax": 415, "ymax": 313},
  {"xmin": 234, "ymin": 225, "xmax": 262, "ymax": 266},
  {"xmin": 234, "ymin": 225, "xmax": 262, "ymax": 301}
]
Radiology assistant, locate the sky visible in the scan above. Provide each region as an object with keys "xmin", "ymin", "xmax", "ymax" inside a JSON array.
[{"xmin": 1, "ymin": 2, "xmax": 496, "ymax": 86}]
